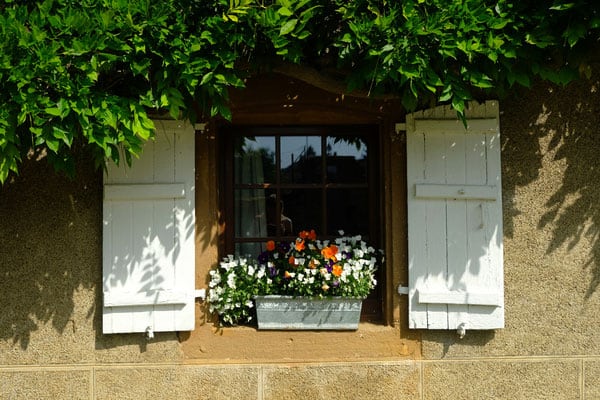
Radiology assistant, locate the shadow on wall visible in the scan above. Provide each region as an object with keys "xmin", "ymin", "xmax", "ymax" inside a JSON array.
[
  {"xmin": 0, "ymin": 152, "xmax": 101, "ymax": 349},
  {"xmin": 502, "ymin": 74, "xmax": 600, "ymax": 298}
]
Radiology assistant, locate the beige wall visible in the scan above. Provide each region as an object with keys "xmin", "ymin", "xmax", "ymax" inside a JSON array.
[{"xmin": 1, "ymin": 74, "xmax": 600, "ymax": 399}]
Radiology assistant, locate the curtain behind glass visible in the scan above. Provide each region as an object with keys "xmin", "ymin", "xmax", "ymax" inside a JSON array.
[{"xmin": 235, "ymin": 148, "xmax": 267, "ymax": 257}]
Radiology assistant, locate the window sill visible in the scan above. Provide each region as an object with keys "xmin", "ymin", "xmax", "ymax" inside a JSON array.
[{"xmin": 181, "ymin": 322, "xmax": 419, "ymax": 364}]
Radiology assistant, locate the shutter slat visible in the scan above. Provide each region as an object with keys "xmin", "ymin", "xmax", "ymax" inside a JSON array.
[
  {"xmin": 417, "ymin": 289, "xmax": 502, "ymax": 306},
  {"xmin": 104, "ymin": 183, "xmax": 186, "ymax": 201},
  {"xmin": 104, "ymin": 290, "xmax": 189, "ymax": 306},
  {"xmin": 415, "ymin": 184, "xmax": 497, "ymax": 200}
]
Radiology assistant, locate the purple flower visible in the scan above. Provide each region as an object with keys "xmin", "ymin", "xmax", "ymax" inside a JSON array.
[
  {"xmin": 332, "ymin": 280, "xmax": 340, "ymax": 287},
  {"xmin": 268, "ymin": 266, "xmax": 277, "ymax": 277},
  {"xmin": 258, "ymin": 252, "xmax": 269, "ymax": 264},
  {"xmin": 280, "ymin": 242, "xmax": 291, "ymax": 252}
]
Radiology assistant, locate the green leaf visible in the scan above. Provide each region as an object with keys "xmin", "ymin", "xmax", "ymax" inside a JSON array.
[
  {"xmin": 280, "ymin": 18, "xmax": 298, "ymax": 35},
  {"xmin": 278, "ymin": 7, "xmax": 293, "ymax": 17}
]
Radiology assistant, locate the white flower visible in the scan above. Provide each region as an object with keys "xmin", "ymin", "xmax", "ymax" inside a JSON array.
[
  {"xmin": 257, "ymin": 266, "xmax": 266, "ymax": 278},
  {"xmin": 227, "ymin": 273, "xmax": 236, "ymax": 289}
]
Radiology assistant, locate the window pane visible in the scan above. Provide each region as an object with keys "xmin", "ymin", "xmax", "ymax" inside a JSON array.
[
  {"xmin": 280, "ymin": 136, "xmax": 322, "ymax": 184},
  {"xmin": 234, "ymin": 136, "xmax": 276, "ymax": 184},
  {"xmin": 326, "ymin": 188, "xmax": 369, "ymax": 236},
  {"xmin": 280, "ymin": 189, "xmax": 323, "ymax": 235},
  {"xmin": 234, "ymin": 189, "xmax": 268, "ymax": 238},
  {"xmin": 326, "ymin": 136, "xmax": 368, "ymax": 183},
  {"xmin": 235, "ymin": 242, "xmax": 264, "ymax": 259},
  {"xmin": 264, "ymin": 193, "xmax": 295, "ymax": 236}
]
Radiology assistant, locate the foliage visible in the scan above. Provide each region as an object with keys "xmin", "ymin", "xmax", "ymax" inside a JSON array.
[
  {"xmin": 207, "ymin": 230, "xmax": 382, "ymax": 325},
  {"xmin": 1, "ymin": 0, "xmax": 599, "ymax": 183}
]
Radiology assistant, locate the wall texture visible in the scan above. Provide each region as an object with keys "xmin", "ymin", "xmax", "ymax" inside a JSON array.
[{"xmin": 1, "ymin": 73, "xmax": 600, "ymax": 399}]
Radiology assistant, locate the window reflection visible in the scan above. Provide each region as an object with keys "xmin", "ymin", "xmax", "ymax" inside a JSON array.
[
  {"xmin": 280, "ymin": 136, "xmax": 322, "ymax": 184},
  {"xmin": 231, "ymin": 131, "xmax": 372, "ymax": 255},
  {"xmin": 281, "ymin": 189, "xmax": 323, "ymax": 234},
  {"xmin": 234, "ymin": 136, "xmax": 276, "ymax": 184},
  {"xmin": 326, "ymin": 136, "xmax": 368, "ymax": 183},
  {"xmin": 327, "ymin": 188, "xmax": 369, "ymax": 236}
]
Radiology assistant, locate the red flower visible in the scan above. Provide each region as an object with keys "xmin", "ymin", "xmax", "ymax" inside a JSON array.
[{"xmin": 266, "ymin": 240, "xmax": 275, "ymax": 251}]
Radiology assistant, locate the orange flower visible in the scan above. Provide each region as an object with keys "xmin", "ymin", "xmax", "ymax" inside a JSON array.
[
  {"xmin": 332, "ymin": 264, "xmax": 343, "ymax": 277},
  {"xmin": 288, "ymin": 256, "xmax": 296, "ymax": 265},
  {"xmin": 321, "ymin": 283, "xmax": 330, "ymax": 291},
  {"xmin": 308, "ymin": 259, "xmax": 318, "ymax": 269},
  {"xmin": 266, "ymin": 240, "xmax": 275, "ymax": 251},
  {"xmin": 321, "ymin": 245, "xmax": 338, "ymax": 261},
  {"xmin": 284, "ymin": 271, "xmax": 292, "ymax": 279},
  {"xmin": 295, "ymin": 239, "xmax": 305, "ymax": 251},
  {"xmin": 299, "ymin": 229, "xmax": 317, "ymax": 240}
]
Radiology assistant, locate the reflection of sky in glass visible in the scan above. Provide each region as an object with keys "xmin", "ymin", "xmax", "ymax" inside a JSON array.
[
  {"xmin": 243, "ymin": 136, "xmax": 366, "ymax": 169},
  {"xmin": 243, "ymin": 137, "xmax": 274, "ymax": 153},
  {"xmin": 327, "ymin": 137, "xmax": 367, "ymax": 160},
  {"xmin": 281, "ymin": 136, "xmax": 320, "ymax": 169}
]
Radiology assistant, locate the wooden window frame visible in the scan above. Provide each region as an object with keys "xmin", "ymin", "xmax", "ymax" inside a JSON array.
[{"xmin": 218, "ymin": 125, "xmax": 384, "ymax": 321}]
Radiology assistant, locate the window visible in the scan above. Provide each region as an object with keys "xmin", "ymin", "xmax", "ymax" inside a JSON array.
[{"xmin": 219, "ymin": 125, "xmax": 383, "ymax": 320}]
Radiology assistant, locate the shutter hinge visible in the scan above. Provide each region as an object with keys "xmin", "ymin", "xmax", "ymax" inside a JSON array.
[
  {"xmin": 393, "ymin": 122, "xmax": 406, "ymax": 143},
  {"xmin": 194, "ymin": 289, "xmax": 206, "ymax": 301}
]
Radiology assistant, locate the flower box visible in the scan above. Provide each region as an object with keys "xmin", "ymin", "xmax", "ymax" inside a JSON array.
[{"xmin": 254, "ymin": 295, "xmax": 362, "ymax": 330}]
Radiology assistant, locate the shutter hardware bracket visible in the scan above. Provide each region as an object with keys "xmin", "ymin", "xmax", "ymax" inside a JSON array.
[
  {"xmin": 145, "ymin": 326, "xmax": 154, "ymax": 340},
  {"xmin": 457, "ymin": 323, "xmax": 467, "ymax": 339}
]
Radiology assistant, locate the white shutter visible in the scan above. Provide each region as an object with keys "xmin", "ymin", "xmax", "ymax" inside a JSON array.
[
  {"xmin": 102, "ymin": 120, "xmax": 196, "ymax": 334},
  {"xmin": 406, "ymin": 101, "xmax": 504, "ymax": 330}
]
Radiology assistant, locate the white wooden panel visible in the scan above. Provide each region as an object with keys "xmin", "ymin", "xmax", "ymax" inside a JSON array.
[
  {"xmin": 417, "ymin": 289, "xmax": 502, "ymax": 306},
  {"xmin": 104, "ymin": 290, "xmax": 189, "ymax": 306},
  {"xmin": 103, "ymin": 120, "xmax": 196, "ymax": 334},
  {"xmin": 415, "ymin": 184, "xmax": 497, "ymax": 200},
  {"xmin": 407, "ymin": 100, "xmax": 504, "ymax": 331},
  {"xmin": 413, "ymin": 118, "xmax": 497, "ymax": 135},
  {"xmin": 104, "ymin": 184, "xmax": 185, "ymax": 201},
  {"xmin": 406, "ymin": 122, "xmax": 429, "ymax": 329},
  {"xmin": 444, "ymin": 131, "xmax": 468, "ymax": 330},
  {"xmin": 422, "ymin": 131, "xmax": 449, "ymax": 329}
]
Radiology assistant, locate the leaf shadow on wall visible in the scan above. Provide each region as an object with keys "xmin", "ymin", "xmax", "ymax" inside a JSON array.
[
  {"xmin": 0, "ymin": 153, "xmax": 100, "ymax": 350},
  {"xmin": 502, "ymin": 76, "xmax": 600, "ymax": 299}
]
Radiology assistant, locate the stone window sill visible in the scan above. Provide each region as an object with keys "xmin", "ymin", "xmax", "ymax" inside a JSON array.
[{"xmin": 181, "ymin": 322, "xmax": 418, "ymax": 364}]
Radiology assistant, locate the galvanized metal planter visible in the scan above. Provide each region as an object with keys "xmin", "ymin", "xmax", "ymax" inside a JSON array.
[{"xmin": 254, "ymin": 295, "xmax": 363, "ymax": 330}]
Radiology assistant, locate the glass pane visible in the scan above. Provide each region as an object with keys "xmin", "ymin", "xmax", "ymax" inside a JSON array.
[
  {"xmin": 235, "ymin": 242, "xmax": 264, "ymax": 260},
  {"xmin": 326, "ymin": 136, "xmax": 368, "ymax": 183},
  {"xmin": 280, "ymin": 189, "xmax": 323, "ymax": 236},
  {"xmin": 234, "ymin": 189, "xmax": 268, "ymax": 238},
  {"xmin": 326, "ymin": 188, "xmax": 369, "ymax": 236},
  {"xmin": 264, "ymin": 193, "xmax": 295, "ymax": 237},
  {"xmin": 234, "ymin": 136, "xmax": 276, "ymax": 184},
  {"xmin": 280, "ymin": 136, "xmax": 322, "ymax": 184}
]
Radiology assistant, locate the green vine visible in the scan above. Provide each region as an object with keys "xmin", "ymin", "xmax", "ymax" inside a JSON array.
[{"xmin": 0, "ymin": 0, "xmax": 598, "ymax": 182}]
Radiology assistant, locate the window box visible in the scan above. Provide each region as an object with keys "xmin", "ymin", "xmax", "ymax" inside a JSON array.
[{"xmin": 255, "ymin": 295, "xmax": 363, "ymax": 330}]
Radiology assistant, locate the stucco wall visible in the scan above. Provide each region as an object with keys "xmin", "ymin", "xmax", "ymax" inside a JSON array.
[{"xmin": 1, "ymin": 74, "xmax": 600, "ymax": 398}]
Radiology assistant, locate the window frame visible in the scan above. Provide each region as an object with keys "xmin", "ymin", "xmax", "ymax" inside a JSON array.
[{"xmin": 218, "ymin": 124, "xmax": 384, "ymax": 321}]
